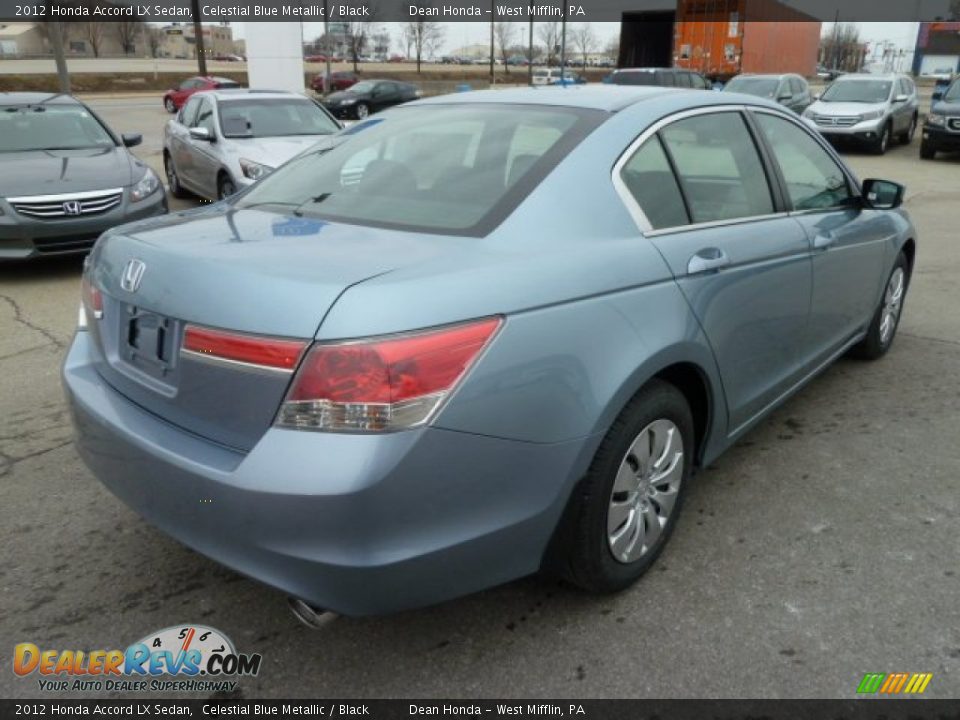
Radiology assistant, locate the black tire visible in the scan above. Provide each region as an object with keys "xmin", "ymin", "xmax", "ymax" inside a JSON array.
[
  {"xmin": 164, "ymin": 97, "xmax": 177, "ymax": 114},
  {"xmin": 919, "ymin": 141, "xmax": 936, "ymax": 160},
  {"xmin": 355, "ymin": 102, "xmax": 370, "ymax": 120},
  {"xmin": 217, "ymin": 173, "xmax": 237, "ymax": 200},
  {"xmin": 850, "ymin": 252, "xmax": 909, "ymax": 361},
  {"xmin": 873, "ymin": 122, "xmax": 892, "ymax": 155},
  {"xmin": 164, "ymin": 153, "xmax": 189, "ymax": 199},
  {"xmin": 558, "ymin": 379, "xmax": 695, "ymax": 593},
  {"xmin": 898, "ymin": 115, "xmax": 917, "ymax": 144}
]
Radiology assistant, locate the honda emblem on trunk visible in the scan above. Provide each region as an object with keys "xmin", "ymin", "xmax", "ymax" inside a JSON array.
[
  {"xmin": 121, "ymin": 259, "xmax": 146, "ymax": 293},
  {"xmin": 62, "ymin": 200, "xmax": 81, "ymax": 215}
]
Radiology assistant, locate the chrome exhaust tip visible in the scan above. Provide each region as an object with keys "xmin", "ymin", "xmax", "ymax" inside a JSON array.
[{"xmin": 288, "ymin": 597, "xmax": 338, "ymax": 629}]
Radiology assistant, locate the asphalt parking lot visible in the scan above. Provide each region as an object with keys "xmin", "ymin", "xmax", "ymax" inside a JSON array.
[{"xmin": 1, "ymin": 98, "xmax": 959, "ymax": 700}]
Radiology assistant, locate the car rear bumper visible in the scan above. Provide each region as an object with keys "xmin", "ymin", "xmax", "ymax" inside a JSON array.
[
  {"xmin": 0, "ymin": 191, "xmax": 167, "ymax": 261},
  {"xmin": 921, "ymin": 125, "xmax": 960, "ymax": 151},
  {"xmin": 63, "ymin": 331, "xmax": 597, "ymax": 616}
]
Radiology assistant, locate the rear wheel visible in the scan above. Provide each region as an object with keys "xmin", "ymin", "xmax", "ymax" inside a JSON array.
[
  {"xmin": 559, "ymin": 380, "xmax": 694, "ymax": 593},
  {"xmin": 164, "ymin": 97, "xmax": 176, "ymax": 114},
  {"xmin": 851, "ymin": 252, "xmax": 909, "ymax": 360},
  {"xmin": 898, "ymin": 115, "xmax": 917, "ymax": 144},
  {"xmin": 919, "ymin": 141, "xmax": 936, "ymax": 160},
  {"xmin": 164, "ymin": 153, "xmax": 189, "ymax": 199}
]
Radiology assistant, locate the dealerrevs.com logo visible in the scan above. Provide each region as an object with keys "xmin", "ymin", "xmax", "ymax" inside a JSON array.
[{"xmin": 13, "ymin": 624, "xmax": 262, "ymax": 693}]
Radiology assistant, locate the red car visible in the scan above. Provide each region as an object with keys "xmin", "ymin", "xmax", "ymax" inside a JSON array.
[
  {"xmin": 310, "ymin": 71, "xmax": 359, "ymax": 94},
  {"xmin": 162, "ymin": 76, "xmax": 242, "ymax": 113},
  {"xmin": 304, "ymin": 54, "xmax": 328, "ymax": 63}
]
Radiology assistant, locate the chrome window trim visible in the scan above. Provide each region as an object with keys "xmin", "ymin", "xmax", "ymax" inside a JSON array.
[
  {"xmin": 612, "ymin": 103, "xmax": 792, "ymax": 237},
  {"xmin": 7, "ymin": 188, "xmax": 124, "ymax": 203}
]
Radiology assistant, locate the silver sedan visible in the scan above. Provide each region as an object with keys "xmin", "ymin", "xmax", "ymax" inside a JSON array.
[{"xmin": 163, "ymin": 89, "xmax": 341, "ymax": 201}]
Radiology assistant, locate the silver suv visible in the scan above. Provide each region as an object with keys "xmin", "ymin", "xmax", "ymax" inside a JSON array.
[
  {"xmin": 802, "ymin": 73, "xmax": 919, "ymax": 154},
  {"xmin": 163, "ymin": 89, "xmax": 341, "ymax": 201}
]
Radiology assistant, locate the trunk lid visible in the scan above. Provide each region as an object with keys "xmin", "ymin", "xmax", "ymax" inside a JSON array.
[{"xmin": 87, "ymin": 205, "xmax": 469, "ymax": 451}]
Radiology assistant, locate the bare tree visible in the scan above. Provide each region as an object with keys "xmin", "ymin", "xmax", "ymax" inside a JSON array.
[
  {"xmin": 537, "ymin": 22, "xmax": 560, "ymax": 66},
  {"xmin": 404, "ymin": 21, "xmax": 444, "ymax": 72},
  {"xmin": 77, "ymin": 22, "xmax": 106, "ymax": 58},
  {"xmin": 604, "ymin": 36, "xmax": 620, "ymax": 66},
  {"xmin": 820, "ymin": 23, "xmax": 863, "ymax": 72},
  {"xmin": 114, "ymin": 21, "xmax": 143, "ymax": 56},
  {"xmin": 346, "ymin": 19, "xmax": 380, "ymax": 72},
  {"xmin": 494, "ymin": 22, "xmax": 515, "ymax": 72},
  {"xmin": 570, "ymin": 23, "xmax": 596, "ymax": 69},
  {"xmin": 146, "ymin": 26, "xmax": 164, "ymax": 58}
]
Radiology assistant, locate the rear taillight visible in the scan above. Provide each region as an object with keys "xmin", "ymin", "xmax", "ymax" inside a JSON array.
[
  {"xmin": 276, "ymin": 317, "xmax": 502, "ymax": 432},
  {"xmin": 79, "ymin": 276, "xmax": 103, "ymax": 329},
  {"xmin": 182, "ymin": 325, "xmax": 308, "ymax": 372}
]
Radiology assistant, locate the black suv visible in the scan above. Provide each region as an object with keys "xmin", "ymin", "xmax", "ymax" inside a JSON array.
[
  {"xmin": 608, "ymin": 68, "xmax": 711, "ymax": 90},
  {"xmin": 921, "ymin": 77, "xmax": 960, "ymax": 159}
]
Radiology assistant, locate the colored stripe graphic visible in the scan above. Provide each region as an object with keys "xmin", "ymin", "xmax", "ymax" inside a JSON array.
[{"xmin": 858, "ymin": 672, "xmax": 932, "ymax": 694}]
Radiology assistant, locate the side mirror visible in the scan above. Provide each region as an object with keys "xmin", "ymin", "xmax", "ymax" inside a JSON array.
[
  {"xmin": 863, "ymin": 178, "xmax": 905, "ymax": 210},
  {"xmin": 932, "ymin": 90, "xmax": 943, "ymax": 101},
  {"xmin": 813, "ymin": 92, "xmax": 822, "ymax": 100},
  {"xmin": 189, "ymin": 127, "xmax": 213, "ymax": 142},
  {"xmin": 894, "ymin": 94, "xmax": 909, "ymax": 103},
  {"xmin": 121, "ymin": 133, "xmax": 142, "ymax": 148}
]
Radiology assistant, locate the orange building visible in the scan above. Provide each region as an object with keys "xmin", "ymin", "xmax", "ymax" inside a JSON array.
[{"xmin": 619, "ymin": 0, "xmax": 821, "ymax": 81}]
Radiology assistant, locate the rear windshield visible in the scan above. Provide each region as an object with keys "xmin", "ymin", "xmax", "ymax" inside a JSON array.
[
  {"xmin": 236, "ymin": 104, "xmax": 602, "ymax": 236},
  {"xmin": 821, "ymin": 80, "xmax": 892, "ymax": 103},
  {"xmin": 611, "ymin": 71, "xmax": 658, "ymax": 86},
  {"xmin": 219, "ymin": 98, "xmax": 340, "ymax": 138},
  {"xmin": 725, "ymin": 77, "xmax": 779, "ymax": 97},
  {"xmin": 0, "ymin": 104, "xmax": 115, "ymax": 152}
]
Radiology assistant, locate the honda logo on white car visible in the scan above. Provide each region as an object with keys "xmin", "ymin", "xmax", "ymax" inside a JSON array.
[{"xmin": 120, "ymin": 259, "xmax": 146, "ymax": 293}]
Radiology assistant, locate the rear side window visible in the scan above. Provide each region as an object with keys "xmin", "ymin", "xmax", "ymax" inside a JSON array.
[
  {"xmin": 675, "ymin": 73, "xmax": 692, "ymax": 88},
  {"xmin": 754, "ymin": 113, "xmax": 853, "ymax": 211},
  {"xmin": 619, "ymin": 137, "xmax": 688, "ymax": 230},
  {"xmin": 613, "ymin": 72, "xmax": 657, "ymax": 86},
  {"xmin": 789, "ymin": 77, "xmax": 805, "ymax": 94},
  {"xmin": 179, "ymin": 96, "xmax": 202, "ymax": 126},
  {"xmin": 657, "ymin": 71, "xmax": 676, "ymax": 87},
  {"xmin": 660, "ymin": 112, "xmax": 773, "ymax": 223}
]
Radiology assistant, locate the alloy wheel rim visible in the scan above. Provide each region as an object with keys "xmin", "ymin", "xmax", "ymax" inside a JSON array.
[
  {"xmin": 881, "ymin": 126, "xmax": 889, "ymax": 152},
  {"xmin": 879, "ymin": 267, "xmax": 905, "ymax": 345},
  {"xmin": 166, "ymin": 161, "xmax": 176, "ymax": 189},
  {"xmin": 607, "ymin": 418, "xmax": 684, "ymax": 564},
  {"xmin": 357, "ymin": 104, "xmax": 369, "ymax": 119}
]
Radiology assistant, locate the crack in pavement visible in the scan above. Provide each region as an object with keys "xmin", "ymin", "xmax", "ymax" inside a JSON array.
[
  {"xmin": 0, "ymin": 293, "xmax": 66, "ymax": 350},
  {"xmin": 0, "ymin": 440, "xmax": 75, "ymax": 479},
  {"xmin": 0, "ymin": 343, "xmax": 58, "ymax": 362}
]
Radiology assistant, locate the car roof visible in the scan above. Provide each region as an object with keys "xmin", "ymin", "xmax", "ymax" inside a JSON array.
[
  {"xmin": 413, "ymin": 85, "xmax": 689, "ymax": 112},
  {"xmin": 0, "ymin": 92, "xmax": 81, "ymax": 107},
  {"xmin": 835, "ymin": 73, "xmax": 899, "ymax": 81},
  {"xmin": 615, "ymin": 67, "xmax": 692, "ymax": 74},
  {"xmin": 205, "ymin": 89, "xmax": 306, "ymax": 102},
  {"xmin": 732, "ymin": 73, "xmax": 793, "ymax": 79}
]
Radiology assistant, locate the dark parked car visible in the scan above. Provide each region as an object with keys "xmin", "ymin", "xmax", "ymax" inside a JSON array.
[
  {"xmin": 163, "ymin": 76, "xmax": 242, "ymax": 113},
  {"xmin": 321, "ymin": 79, "xmax": 420, "ymax": 120},
  {"xmin": 724, "ymin": 73, "xmax": 812, "ymax": 114},
  {"xmin": 609, "ymin": 67, "xmax": 711, "ymax": 90},
  {"xmin": 921, "ymin": 77, "xmax": 960, "ymax": 159},
  {"xmin": 0, "ymin": 93, "xmax": 167, "ymax": 261},
  {"xmin": 311, "ymin": 71, "xmax": 359, "ymax": 95},
  {"xmin": 66, "ymin": 87, "xmax": 915, "ymax": 617}
]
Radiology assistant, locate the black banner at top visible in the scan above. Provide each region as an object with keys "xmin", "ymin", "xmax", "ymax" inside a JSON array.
[{"xmin": 1, "ymin": 0, "xmax": 958, "ymax": 23}]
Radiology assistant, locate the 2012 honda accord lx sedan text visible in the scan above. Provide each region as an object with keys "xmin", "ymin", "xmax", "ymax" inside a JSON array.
[{"xmin": 63, "ymin": 87, "xmax": 916, "ymax": 617}]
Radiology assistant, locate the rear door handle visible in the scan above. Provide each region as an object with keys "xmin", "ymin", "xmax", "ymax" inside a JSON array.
[
  {"xmin": 687, "ymin": 248, "xmax": 730, "ymax": 275},
  {"xmin": 813, "ymin": 234, "xmax": 835, "ymax": 250}
]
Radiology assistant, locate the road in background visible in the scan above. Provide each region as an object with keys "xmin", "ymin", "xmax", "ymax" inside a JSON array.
[{"xmin": 1, "ymin": 101, "xmax": 958, "ymax": 699}]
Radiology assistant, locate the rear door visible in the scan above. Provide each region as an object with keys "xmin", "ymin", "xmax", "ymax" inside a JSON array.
[
  {"xmin": 169, "ymin": 95, "xmax": 202, "ymax": 185},
  {"xmin": 617, "ymin": 108, "xmax": 813, "ymax": 433},
  {"xmin": 751, "ymin": 109, "xmax": 891, "ymax": 360}
]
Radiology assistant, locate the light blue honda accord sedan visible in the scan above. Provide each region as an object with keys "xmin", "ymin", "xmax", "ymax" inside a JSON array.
[{"xmin": 64, "ymin": 86, "xmax": 915, "ymax": 617}]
